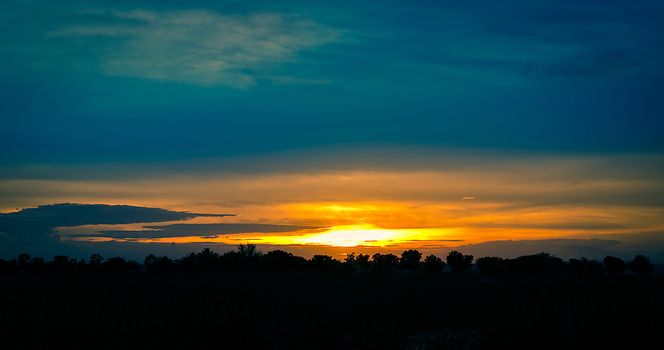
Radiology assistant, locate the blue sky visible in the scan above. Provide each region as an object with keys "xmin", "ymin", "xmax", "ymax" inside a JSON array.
[
  {"xmin": 1, "ymin": 0, "xmax": 663, "ymax": 165},
  {"xmin": 1, "ymin": 1, "xmax": 664, "ymax": 260}
]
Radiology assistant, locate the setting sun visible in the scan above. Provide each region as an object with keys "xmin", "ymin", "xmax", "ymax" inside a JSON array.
[{"xmin": 292, "ymin": 224, "xmax": 450, "ymax": 247}]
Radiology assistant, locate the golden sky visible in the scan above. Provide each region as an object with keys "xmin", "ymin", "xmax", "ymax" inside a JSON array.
[{"xmin": 4, "ymin": 149, "xmax": 663, "ymax": 253}]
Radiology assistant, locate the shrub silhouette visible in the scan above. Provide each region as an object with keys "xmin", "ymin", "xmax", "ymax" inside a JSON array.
[
  {"xmin": 400, "ymin": 249, "xmax": 422, "ymax": 272},
  {"xmin": 424, "ymin": 254, "xmax": 445, "ymax": 273},
  {"xmin": 446, "ymin": 251, "xmax": 473, "ymax": 272},
  {"xmin": 603, "ymin": 256, "xmax": 626, "ymax": 275},
  {"xmin": 628, "ymin": 255, "xmax": 653, "ymax": 274}
]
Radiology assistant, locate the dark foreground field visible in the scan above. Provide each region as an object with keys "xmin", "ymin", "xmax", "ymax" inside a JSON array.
[{"xmin": 1, "ymin": 270, "xmax": 663, "ymax": 350}]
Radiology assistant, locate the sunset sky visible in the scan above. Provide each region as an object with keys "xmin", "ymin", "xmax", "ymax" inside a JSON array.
[{"xmin": 1, "ymin": 0, "xmax": 663, "ymax": 261}]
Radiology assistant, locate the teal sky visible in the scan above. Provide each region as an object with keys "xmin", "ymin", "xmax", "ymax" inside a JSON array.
[{"xmin": 1, "ymin": 0, "xmax": 663, "ymax": 166}]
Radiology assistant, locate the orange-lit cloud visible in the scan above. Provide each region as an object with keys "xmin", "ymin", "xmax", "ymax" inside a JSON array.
[{"xmin": 2, "ymin": 149, "xmax": 664, "ymax": 253}]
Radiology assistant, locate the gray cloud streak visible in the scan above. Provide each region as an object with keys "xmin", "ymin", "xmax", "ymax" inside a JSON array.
[{"xmin": 50, "ymin": 9, "xmax": 339, "ymax": 87}]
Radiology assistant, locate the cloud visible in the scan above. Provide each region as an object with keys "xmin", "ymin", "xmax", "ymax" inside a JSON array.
[
  {"xmin": 75, "ymin": 223, "xmax": 320, "ymax": 239},
  {"xmin": 0, "ymin": 202, "xmax": 318, "ymax": 258},
  {"xmin": 455, "ymin": 235, "xmax": 664, "ymax": 262},
  {"xmin": 50, "ymin": 9, "xmax": 339, "ymax": 87},
  {"xmin": 1, "ymin": 150, "xmax": 663, "ymax": 234},
  {"xmin": 0, "ymin": 203, "xmax": 230, "ymax": 240}
]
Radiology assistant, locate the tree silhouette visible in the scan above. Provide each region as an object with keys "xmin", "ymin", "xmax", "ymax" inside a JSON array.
[
  {"xmin": 52, "ymin": 255, "xmax": 73, "ymax": 270},
  {"xmin": 144, "ymin": 254, "xmax": 158, "ymax": 268},
  {"xmin": 1, "ymin": 249, "xmax": 656, "ymax": 279},
  {"xmin": 446, "ymin": 251, "xmax": 473, "ymax": 272},
  {"xmin": 628, "ymin": 255, "xmax": 653, "ymax": 274},
  {"xmin": 238, "ymin": 244, "xmax": 261, "ymax": 258},
  {"xmin": 424, "ymin": 254, "xmax": 445, "ymax": 273},
  {"xmin": 356, "ymin": 254, "xmax": 370, "ymax": 268},
  {"xmin": 89, "ymin": 253, "xmax": 104, "ymax": 267},
  {"xmin": 0, "ymin": 249, "xmax": 661, "ymax": 349},
  {"xmin": 179, "ymin": 248, "xmax": 221, "ymax": 271},
  {"xmin": 144, "ymin": 254, "xmax": 173, "ymax": 272},
  {"xmin": 344, "ymin": 253, "xmax": 371, "ymax": 272},
  {"xmin": 344, "ymin": 252, "xmax": 356, "ymax": 262},
  {"xmin": 476, "ymin": 257, "xmax": 505, "ymax": 274},
  {"xmin": 344, "ymin": 252, "xmax": 358, "ymax": 272},
  {"xmin": 103, "ymin": 257, "xmax": 127, "ymax": 271},
  {"xmin": 30, "ymin": 257, "xmax": 45, "ymax": 270},
  {"xmin": 508, "ymin": 253, "xmax": 564, "ymax": 274},
  {"xmin": 100, "ymin": 257, "xmax": 140, "ymax": 272},
  {"xmin": 372, "ymin": 253, "xmax": 399, "ymax": 273},
  {"xmin": 310, "ymin": 255, "xmax": 340, "ymax": 272},
  {"xmin": 17, "ymin": 253, "xmax": 30, "ymax": 268},
  {"xmin": 400, "ymin": 249, "xmax": 422, "ymax": 272},
  {"xmin": 568, "ymin": 258, "xmax": 603, "ymax": 276},
  {"xmin": 263, "ymin": 250, "xmax": 307, "ymax": 271},
  {"xmin": 603, "ymin": 256, "xmax": 626, "ymax": 275}
]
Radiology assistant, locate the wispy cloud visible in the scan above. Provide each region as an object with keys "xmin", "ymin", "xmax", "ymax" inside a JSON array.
[{"xmin": 50, "ymin": 9, "xmax": 339, "ymax": 87}]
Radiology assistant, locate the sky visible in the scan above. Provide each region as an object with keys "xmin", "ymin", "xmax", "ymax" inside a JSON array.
[{"xmin": 1, "ymin": 0, "xmax": 664, "ymax": 261}]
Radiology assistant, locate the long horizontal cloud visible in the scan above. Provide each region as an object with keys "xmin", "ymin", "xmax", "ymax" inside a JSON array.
[
  {"xmin": 0, "ymin": 203, "xmax": 214, "ymax": 257},
  {"xmin": 0, "ymin": 203, "xmax": 231, "ymax": 241},
  {"xmin": 84, "ymin": 223, "xmax": 320, "ymax": 239}
]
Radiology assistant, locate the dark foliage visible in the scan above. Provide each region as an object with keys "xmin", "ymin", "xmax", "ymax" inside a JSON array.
[
  {"xmin": 446, "ymin": 250, "xmax": 474, "ymax": 272},
  {"xmin": 310, "ymin": 254, "xmax": 342, "ymax": 272},
  {"xmin": 0, "ymin": 248, "xmax": 661, "ymax": 350},
  {"xmin": 344, "ymin": 252, "xmax": 370, "ymax": 273},
  {"xmin": 263, "ymin": 250, "xmax": 308, "ymax": 272},
  {"xmin": 568, "ymin": 258, "xmax": 604, "ymax": 276},
  {"xmin": 371, "ymin": 253, "xmax": 400, "ymax": 273},
  {"xmin": 2, "ymin": 249, "xmax": 658, "ymax": 278},
  {"xmin": 144, "ymin": 254, "xmax": 174, "ymax": 272},
  {"xmin": 400, "ymin": 249, "xmax": 422, "ymax": 272},
  {"xmin": 507, "ymin": 253, "xmax": 564, "ymax": 274},
  {"xmin": 628, "ymin": 254, "xmax": 654, "ymax": 274},
  {"xmin": 424, "ymin": 254, "xmax": 445, "ymax": 273},
  {"xmin": 476, "ymin": 257, "xmax": 506, "ymax": 274},
  {"xmin": 604, "ymin": 256, "xmax": 627, "ymax": 275}
]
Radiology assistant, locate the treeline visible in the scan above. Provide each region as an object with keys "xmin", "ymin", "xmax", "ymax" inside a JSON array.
[{"xmin": 0, "ymin": 245, "xmax": 655, "ymax": 275}]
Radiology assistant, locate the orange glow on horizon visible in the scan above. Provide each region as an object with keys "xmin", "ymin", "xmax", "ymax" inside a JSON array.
[
  {"xmin": 18, "ymin": 155, "xmax": 663, "ymax": 254},
  {"xmin": 63, "ymin": 224, "xmax": 459, "ymax": 247}
]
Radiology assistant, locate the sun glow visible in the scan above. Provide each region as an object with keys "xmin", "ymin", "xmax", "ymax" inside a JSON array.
[
  {"xmin": 291, "ymin": 224, "xmax": 445, "ymax": 247},
  {"xmin": 62, "ymin": 222, "xmax": 461, "ymax": 248}
]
